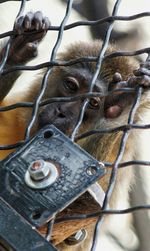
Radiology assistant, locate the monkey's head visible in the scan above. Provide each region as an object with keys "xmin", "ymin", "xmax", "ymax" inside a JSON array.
[
  {"xmin": 37, "ymin": 41, "xmax": 137, "ymax": 136},
  {"xmin": 38, "ymin": 65, "xmax": 106, "ymax": 136}
]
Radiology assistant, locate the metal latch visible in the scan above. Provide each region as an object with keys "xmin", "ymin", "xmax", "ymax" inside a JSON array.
[{"xmin": 0, "ymin": 125, "xmax": 106, "ymax": 250}]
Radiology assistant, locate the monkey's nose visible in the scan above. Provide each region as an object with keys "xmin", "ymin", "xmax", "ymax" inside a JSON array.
[
  {"xmin": 58, "ymin": 113, "xmax": 66, "ymax": 118},
  {"xmin": 56, "ymin": 107, "xmax": 66, "ymax": 118}
]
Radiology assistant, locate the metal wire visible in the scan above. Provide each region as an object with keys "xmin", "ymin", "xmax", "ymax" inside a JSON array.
[
  {"xmin": 55, "ymin": 204, "xmax": 150, "ymax": 223},
  {"xmin": 0, "ymin": 0, "xmax": 150, "ymax": 250}
]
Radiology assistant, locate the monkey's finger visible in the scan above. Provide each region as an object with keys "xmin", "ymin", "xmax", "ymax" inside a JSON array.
[
  {"xmin": 32, "ymin": 11, "xmax": 43, "ymax": 30},
  {"xmin": 108, "ymin": 72, "xmax": 123, "ymax": 91},
  {"xmin": 112, "ymin": 72, "xmax": 122, "ymax": 83},
  {"xmin": 140, "ymin": 61, "xmax": 150, "ymax": 70},
  {"xmin": 134, "ymin": 67, "xmax": 150, "ymax": 77},
  {"xmin": 128, "ymin": 75, "xmax": 150, "ymax": 88},
  {"xmin": 14, "ymin": 16, "xmax": 24, "ymax": 34},
  {"xmin": 42, "ymin": 16, "xmax": 51, "ymax": 30},
  {"xmin": 138, "ymin": 75, "xmax": 150, "ymax": 88},
  {"xmin": 23, "ymin": 12, "xmax": 34, "ymax": 30},
  {"xmin": 32, "ymin": 11, "xmax": 50, "ymax": 31}
]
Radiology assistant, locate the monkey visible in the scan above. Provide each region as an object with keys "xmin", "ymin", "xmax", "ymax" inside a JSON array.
[{"xmin": 0, "ymin": 11, "xmax": 150, "ymax": 251}]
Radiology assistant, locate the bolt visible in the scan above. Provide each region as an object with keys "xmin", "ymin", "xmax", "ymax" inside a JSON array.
[
  {"xmin": 64, "ymin": 229, "xmax": 87, "ymax": 246},
  {"xmin": 25, "ymin": 159, "xmax": 59, "ymax": 189},
  {"xmin": 87, "ymin": 166, "xmax": 97, "ymax": 176},
  {"xmin": 29, "ymin": 160, "xmax": 50, "ymax": 181}
]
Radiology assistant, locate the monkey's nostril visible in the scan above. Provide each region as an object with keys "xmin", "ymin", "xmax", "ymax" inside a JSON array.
[
  {"xmin": 58, "ymin": 112, "xmax": 66, "ymax": 118},
  {"xmin": 55, "ymin": 107, "xmax": 65, "ymax": 118}
]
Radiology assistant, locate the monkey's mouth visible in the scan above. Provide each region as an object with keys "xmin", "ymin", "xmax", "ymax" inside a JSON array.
[
  {"xmin": 38, "ymin": 113, "xmax": 73, "ymax": 136},
  {"xmin": 51, "ymin": 119, "xmax": 72, "ymax": 135}
]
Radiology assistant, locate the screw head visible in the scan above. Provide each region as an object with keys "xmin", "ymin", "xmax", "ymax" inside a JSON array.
[{"xmin": 25, "ymin": 160, "xmax": 59, "ymax": 189}]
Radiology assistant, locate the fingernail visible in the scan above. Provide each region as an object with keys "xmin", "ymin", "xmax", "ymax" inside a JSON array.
[
  {"xmin": 35, "ymin": 23, "xmax": 39, "ymax": 30},
  {"xmin": 25, "ymin": 21, "xmax": 30, "ymax": 29}
]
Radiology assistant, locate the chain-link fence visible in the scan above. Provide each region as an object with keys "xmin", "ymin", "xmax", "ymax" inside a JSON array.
[{"xmin": 0, "ymin": 0, "xmax": 150, "ymax": 251}]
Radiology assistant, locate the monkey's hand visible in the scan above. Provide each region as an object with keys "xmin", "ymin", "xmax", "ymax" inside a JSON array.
[
  {"xmin": 0, "ymin": 12, "xmax": 50, "ymax": 101},
  {"xmin": 128, "ymin": 61, "xmax": 150, "ymax": 88},
  {"xmin": 1, "ymin": 11, "xmax": 50, "ymax": 65},
  {"xmin": 104, "ymin": 61, "xmax": 150, "ymax": 118}
]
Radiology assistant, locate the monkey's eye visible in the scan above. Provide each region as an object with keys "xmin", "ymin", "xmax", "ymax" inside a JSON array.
[
  {"xmin": 64, "ymin": 77, "xmax": 79, "ymax": 93},
  {"xmin": 88, "ymin": 97, "xmax": 100, "ymax": 109}
]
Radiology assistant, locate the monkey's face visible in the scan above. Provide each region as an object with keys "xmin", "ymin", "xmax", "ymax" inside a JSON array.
[{"xmin": 38, "ymin": 67, "xmax": 105, "ymax": 136}]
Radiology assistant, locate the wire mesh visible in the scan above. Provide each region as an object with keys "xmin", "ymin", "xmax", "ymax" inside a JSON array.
[{"xmin": 0, "ymin": 0, "xmax": 150, "ymax": 250}]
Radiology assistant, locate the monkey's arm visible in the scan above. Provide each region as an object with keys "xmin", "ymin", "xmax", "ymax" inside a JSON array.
[{"xmin": 0, "ymin": 11, "xmax": 50, "ymax": 101}]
